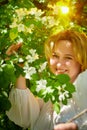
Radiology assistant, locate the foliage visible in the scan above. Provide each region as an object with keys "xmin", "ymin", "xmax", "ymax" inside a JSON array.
[{"xmin": 0, "ymin": 0, "xmax": 87, "ymax": 129}]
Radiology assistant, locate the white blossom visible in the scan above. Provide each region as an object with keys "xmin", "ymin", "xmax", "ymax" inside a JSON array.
[
  {"xmin": 59, "ymin": 93, "xmax": 65, "ymax": 101},
  {"xmin": 26, "ymin": 55, "xmax": 34, "ymax": 63},
  {"xmin": 52, "ymin": 4, "xmax": 59, "ymax": 15},
  {"xmin": 29, "ymin": 8, "xmax": 37, "ymax": 15},
  {"xmin": 42, "ymin": 16, "xmax": 56, "ymax": 28},
  {"xmin": 18, "ymin": 23, "xmax": 25, "ymax": 32},
  {"xmin": 26, "ymin": 49, "xmax": 39, "ymax": 63},
  {"xmin": 23, "ymin": 63, "xmax": 36, "ymax": 79},
  {"xmin": 1, "ymin": 29, "xmax": 7, "ymax": 34},
  {"xmin": 39, "ymin": 0, "xmax": 45, "ymax": 3},
  {"xmin": 59, "ymin": 91, "xmax": 69, "ymax": 101},
  {"xmin": 36, "ymin": 79, "xmax": 47, "ymax": 92},
  {"xmin": 15, "ymin": 8, "xmax": 29, "ymax": 21},
  {"xmin": 47, "ymin": 16, "xmax": 56, "ymax": 28},
  {"xmin": 57, "ymin": 86, "xmax": 62, "ymax": 91},
  {"xmin": 38, "ymin": 62, "xmax": 47, "ymax": 72},
  {"xmin": 43, "ymin": 86, "xmax": 54, "ymax": 94},
  {"xmin": 18, "ymin": 58, "xmax": 24, "ymax": 63},
  {"xmin": 17, "ymin": 37, "xmax": 23, "ymax": 43},
  {"xmin": 0, "ymin": 60, "xmax": 6, "ymax": 71},
  {"xmin": 62, "ymin": 84, "xmax": 66, "ymax": 89},
  {"xmin": 29, "ymin": 8, "xmax": 44, "ymax": 18},
  {"xmin": 35, "ymin": 9, "xmax": 44, "ymax": 20},
  {"xmin": 63, "ymin": 91, "xmax": 69, "ymax": 98},
  {"xmin": 26, "ymin": 24, "xmax": 34, "ymax": 33}
]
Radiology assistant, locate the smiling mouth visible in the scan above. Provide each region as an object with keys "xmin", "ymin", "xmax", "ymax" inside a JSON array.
[{"xmin": 55, "ymin": 69, "xmax": 67, "ymax": 74}]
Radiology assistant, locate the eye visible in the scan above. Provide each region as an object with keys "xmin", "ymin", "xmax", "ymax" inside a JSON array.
[
  {"xmin": 65, "ymin": 56, "xmax": 73, "ymax": 60},
  {"xmin": 52, "ymin": 53, "xmax": 59, "ymax": 58}
]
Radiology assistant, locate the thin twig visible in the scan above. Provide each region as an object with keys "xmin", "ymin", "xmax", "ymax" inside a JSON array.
[{"xmin": 67, "ymin": 109, "xmax": 87, "ymax": 123}]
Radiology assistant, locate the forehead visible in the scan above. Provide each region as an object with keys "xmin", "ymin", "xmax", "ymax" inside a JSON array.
[
  {"xmin": 53, "ymin": 40, "xmax": 72, "ymax": 50},
  {"xmin": 54, "ymin": 40, "xmax": 71, "ymax": 46},
  {"xmin": 52, "ymin": 40, "xmax": 74, "ymax": 55}
]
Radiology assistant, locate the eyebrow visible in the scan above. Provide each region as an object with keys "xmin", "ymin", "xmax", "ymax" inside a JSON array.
[
  {"xmin": 53, "ymin": 52, "xmax": 74, "ymax": 57},
  {"xmin": 64, "ymin": 54, "xmax": 74, "ymax": 57}
]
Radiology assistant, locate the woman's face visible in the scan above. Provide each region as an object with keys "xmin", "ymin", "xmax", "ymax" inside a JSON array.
[{"xmin": 49, "ymin": 40, "xmax": 81, "ymax": 82}]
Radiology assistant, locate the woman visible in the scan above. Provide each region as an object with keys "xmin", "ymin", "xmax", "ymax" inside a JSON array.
[
  {"xmin": 45, "ymin": 30, "xmax": 87, "ymax": 130},
  {"xmin": 6, "ymin": 30, "xmax": 87, "ymax": 130}
]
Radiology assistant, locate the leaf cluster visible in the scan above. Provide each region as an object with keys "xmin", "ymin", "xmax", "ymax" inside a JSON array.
[{"xmin": 0, "ymin": 0, "xmax": 87, "ymax": 129}]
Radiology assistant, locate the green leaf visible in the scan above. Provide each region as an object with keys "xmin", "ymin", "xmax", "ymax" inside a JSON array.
[
  {"xmin": 15, "ymin": 64, "xmax": 24, "ymax": 78},
  {"xmin": 9, "ymin": 27, "xmax": 18, "ymax": 41},
  {"xmin": 0, "ymin": 93, "xmax": 11, "ymax": 113},
  {"xmin": 53, "ymin": 102, "xmax": 60, "ymax": 114},
  {"xmin": 38, "ymin": 89, "xmax": 45, "ymax": 97},
  {"xmin": 65, "ymin": 82, "xmax": 76, "ymax": 93},
  {"xmin": 62, "ymin": 98, "xmax": 67, "ymax": 105},
  {"xmin": 56, "ymin": 74, "xmax": 70, "ymax": 84},
  {"xmin": 4, "ymin": 64, "xmax": 16, "ymax": 83},
  {"xmin": 0, "ymin": 64, "xmax": 16, "ymax": 89}
]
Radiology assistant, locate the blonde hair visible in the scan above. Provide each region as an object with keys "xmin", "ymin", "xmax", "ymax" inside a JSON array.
[{"xmin": 44, "ymin": 30, "xmax": 87, "ymax": 71}]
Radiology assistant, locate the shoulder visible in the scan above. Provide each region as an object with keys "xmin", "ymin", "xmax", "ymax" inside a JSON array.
[
  {"xmin": 79, "ymin": 69, "xmax": 87, "ymax": 77},
  {"xmin": 79, "ymin": 69, "xmax": 87, "ymax": 79},
  {"xmin": 74, "ymin": 69, "xmax": 87, "ymax": 89},
  {"xmin": 74, "ymin": 69, "xmax": 87, "ymax": 83}
]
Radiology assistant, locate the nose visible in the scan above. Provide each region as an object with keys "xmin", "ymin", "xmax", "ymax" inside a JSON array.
[
  {"xmin": 56, "ymin": 59, "xmax": 65, "ymax": 68},
  {"xmin": 57, "ymin": 63, "xmax": 62, "ymax": 67}
]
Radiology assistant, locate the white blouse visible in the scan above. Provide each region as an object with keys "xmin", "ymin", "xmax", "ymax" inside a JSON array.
[
  {"xmin": 54, "ymin": 70, "xmax": 87, "ymax": 130},
  {"xmin": 6, "ymin": 88, "xmax": 53, "ymax": 130},
  {"xmin": 6, "ymin": 70, "xmax": 87, "ymax": 130}
]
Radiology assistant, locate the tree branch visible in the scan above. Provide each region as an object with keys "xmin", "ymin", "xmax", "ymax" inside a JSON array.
[{"xmin": 67, "ymin": 109, "xmax": 87, "ymax": 123}]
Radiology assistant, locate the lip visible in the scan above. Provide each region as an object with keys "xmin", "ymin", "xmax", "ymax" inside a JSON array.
[{"xmin": 55, "ymin": 69, "xmax": 67, "ymax": 75}]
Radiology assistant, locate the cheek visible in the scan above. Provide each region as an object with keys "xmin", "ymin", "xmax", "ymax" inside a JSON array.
[
  {"xmin": 50, "ymin": 58, "xmax": 56, "ymax": 65},
  {"xmin": 65, "ymin": 61, "xmax": 71, "ymax": 66}
]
